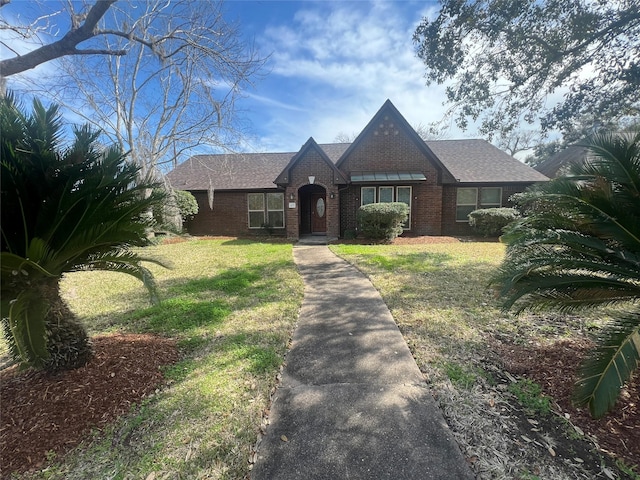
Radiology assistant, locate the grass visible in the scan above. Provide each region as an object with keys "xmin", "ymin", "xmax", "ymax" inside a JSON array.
[
  {"xmin": 330, "ymin": 243, "xmax": 606, "ymax": 376},
  {"xmin": 508, "ymin": 379, "xmax": 552, "ymax": 415},
  {"xmin": 15, "ymin": 238, "xmax": 303, "ymax": 480},
  {"xmin": 330, "ymin": 242, "xmax": 616, "ymax": 478},
  {"xmin": 6, "ymin": 239, "xmax": 623, "ymax": 479}
]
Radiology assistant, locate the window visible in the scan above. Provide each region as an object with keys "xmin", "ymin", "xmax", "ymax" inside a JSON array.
[
  {"xmin": 360, "ymin": 186, "xmax": 412, "ymax": 230},
  {"xmin": 379, "ymin": 186, "xmax": 394, "ymax": 203},
  {"xmin": 248, "ymin": 193, "xmax": 265, "ymax": 228},
  {"xmin": 456, "ymin": 187, "xmax": 502, "ymax": 222},
  {"xmin": 480, "ymin": 187, "xmax": 502, "ymax": 208},
  {"xmin": 361, "ymin": 187, "xmax": 376, "ymax": 205},
  {"xmin": 248, "ymin": 192, "xmax": 285, "ymax": 229},
  {"xmin": 266, "ymin": 192, "xmax": 285, "ymax": 228},
  {"xmin": 456, "ymin": 188, "xmax": 478, "ymax": 222},
  {"xmin": 396, "ymin": 186, "xmax": 412, "ymax": 230}
]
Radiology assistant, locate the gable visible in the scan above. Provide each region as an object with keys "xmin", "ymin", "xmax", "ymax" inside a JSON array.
[
  {"xmin": 167, "ymin": 100, "xmax": 548, "ymax": 192},
  {"xmin": 274, "ymin": 138, "xmax": 348, "ymax": 186},
  {"xmin": 335, "ymin": 100, "xmax": 455, "ymax": 184}
]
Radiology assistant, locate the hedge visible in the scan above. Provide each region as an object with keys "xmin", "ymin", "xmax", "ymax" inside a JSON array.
[
  {"xmin": 357, "ymin": 202, "xmax": 408, "ymax": 241},
  {"xmin": 468, "ymin": 207, "xmax": 519, "ymax": 237}
]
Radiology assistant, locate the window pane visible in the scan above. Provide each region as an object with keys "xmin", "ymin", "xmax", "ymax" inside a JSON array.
[
  {"xmin": 248, "ymin": 193, "xmax": 264, "ymax": 211},
  {"xmin": 267, "ymin": 192, "xmax": 284, "ymax": 210},
  {"xmin": 456, "ymin": 205, "xmax": 476, "ymax": 222},
  {"xmin": 249, "ymin": 211, "xmax": 264, "ymax": 228},
  {"xmin": 396, "ymin": 187, "xmax": 411, "ymax": 205},
  {"xmin": 480, "ymin": 187, "xmax": 501, "ymax": 206},
  {"xmin": 267, "ymin": 211, "xmax": 284, "ymax": 228},
  {"xmin": 396, "ymin": 187, "xmax": 411, "ymax": 230},
  {"xmin": 379, "ymin": 187, "xmax": 394, "ymax": 203},
  {"xmin": 361, "ymin": 187, "xmax": 376, "ymax": 205},
  {"xmin": 457, "ymin": 188, "xmax": 477, "ymax": 205}
]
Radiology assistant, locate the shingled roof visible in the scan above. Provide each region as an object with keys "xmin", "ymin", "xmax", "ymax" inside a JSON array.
[
  {"xmin": 166, "ymin": 139, "xmax": 547, "ymax": 191},
  {"xmin": 426, "ymin": 139, "xmax": 549, "ymax": 183},
  {"xmin": 534, "ymin": 144, "xmax": 589, "ymax": 178}
]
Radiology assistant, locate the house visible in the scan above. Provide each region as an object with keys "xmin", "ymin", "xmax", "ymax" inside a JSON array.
[
  {"xmin": 167, "ymin": 100, "xmax": 548, "ymax": 240},
  {"xmin": 534, "ymin": 144, "xmax": 589, "ymax": 178}
]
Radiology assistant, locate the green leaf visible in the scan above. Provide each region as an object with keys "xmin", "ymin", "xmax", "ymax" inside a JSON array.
[
  {"xmin": 573, "ymin": 311, "xmax": 640, "ymax": 418},
  {"xmin": 7, "ymin": 290, "xmax": 50, "ymax": 367},
  {"xmin": 0, "ymin": 252, "xmax": 55, "ymax": 279}
]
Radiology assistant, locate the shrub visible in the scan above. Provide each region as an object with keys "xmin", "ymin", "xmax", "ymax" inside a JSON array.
[
  {"xmin": 153, "ymin": 189, "xmax": 198, "ymax": 233},
  {"xmin": 468, "ymin": 208, "xmax": 519, "ymax": 237},
  {"xmin": 175, "ymin": 190, "xmax": 199, "ymax": 219},
  {"xmin": 357, "ymin": 202, "xmax": 408, "ymax": 241}
]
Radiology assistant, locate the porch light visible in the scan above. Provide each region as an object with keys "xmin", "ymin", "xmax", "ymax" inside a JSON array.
[
  {"xmin": 289, "ymin": 193, "xmax": 295, "ymax": 200},
  {"xmin": 308, "ymin": 176, "xmax": 315, "ymax": 184}
]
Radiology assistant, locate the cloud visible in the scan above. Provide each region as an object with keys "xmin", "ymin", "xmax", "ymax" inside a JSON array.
[{"xmin": 240, "ymin": 1, "xmax": 463, "ymax": 152}]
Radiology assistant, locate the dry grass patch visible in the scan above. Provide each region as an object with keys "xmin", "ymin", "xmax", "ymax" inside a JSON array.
[
  {"xmin": 331, "ymin": 242, "xmax": 638, "ymax": 479},
  {"xmin": 3, "ymin": 238, "xmax": 303, "ymax": 480}
]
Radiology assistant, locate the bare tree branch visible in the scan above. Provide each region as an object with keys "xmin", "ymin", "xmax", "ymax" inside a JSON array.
[{"xmin": 0, "ymin": 0, "xmax": 118, "ymax": 76}]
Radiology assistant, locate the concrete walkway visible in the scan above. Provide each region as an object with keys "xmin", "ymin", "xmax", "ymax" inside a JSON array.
[{"xmin": 251, "ymin": 245, "xmax": 474, "ymax": 480}]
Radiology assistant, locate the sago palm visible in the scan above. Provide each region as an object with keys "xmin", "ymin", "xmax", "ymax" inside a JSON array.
[
  {"xmin": 494, "ymin": 130, "xmax": 640, "ymax": 418},
  {"xmin": 1, "ymin": 93, "xmax": 166, "ymax": 371}
]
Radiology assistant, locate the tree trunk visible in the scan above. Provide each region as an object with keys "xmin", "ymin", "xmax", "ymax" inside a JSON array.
[{"xmin": 39, "ymin": 278, "xmax": 93, "ymax": 371}]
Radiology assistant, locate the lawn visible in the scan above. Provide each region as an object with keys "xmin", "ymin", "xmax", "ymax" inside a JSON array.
[
  {"xmin": 3, "ymin": 239, "xmax": 637, "ymax": 479},
  {"xmin": 4, "ymin": 237, "xmax": 303, "ymax": 480},
  {"xmin": 330, "ymin": 242, "xmax": 638, "ymax": 479}
]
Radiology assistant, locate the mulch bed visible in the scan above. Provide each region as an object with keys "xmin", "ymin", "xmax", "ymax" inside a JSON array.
[
  {"xmin": 0, "ymin": 334, "xmax": 179, "ymax": 477},
  {"xmin": 495, "ymin": 338, "xmax": 640, "ymax": 469}
]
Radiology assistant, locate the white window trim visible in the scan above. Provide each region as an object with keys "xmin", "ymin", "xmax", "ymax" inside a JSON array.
[
  {"xmin": 360, "ymin": 185, "xmax": 412, "ymax": 230},
  {"xmin": 378, "ymin": 186, "xmax": 394, "ymax": 203},
  {"xmin": 479, "ymin": 187, "xmax": 502, "ymax": 209},
  {"xmin": 266, "ymin": 192, "xmax": 285, "ymax": 228},
  {"xmin": 396, "ymin": 186, "xmax": 412, "ymax": 231},
  {"xmin": 456, "ymin": 187, "xmax": 504, "ymax": 222},
  {"xmin": 361, "ymin": 186, "xmax": 376, "ymax": 205},
  {"xmin": 248, "ymin": 193, "xmax": 265, "ymax": 229},
  {"xmin": 456, "ymin": 187, "xmax": 478, "ymax": 223}
]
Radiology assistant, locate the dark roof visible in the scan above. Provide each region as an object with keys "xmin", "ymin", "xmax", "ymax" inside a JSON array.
[
  {"xmin": 166, "ymin": 139, "xmax": 547, "ymax": 191},
  {"xmin": 426, "ymin": 139, "xmax": 549, "ymax": 183},
  {"xmin": 534, "ymin": 145, "xmax": 589, "ymax": 178},
  {"xmin": 167, "ymin": 144, "xmax": 350, "ymax": 191},
  {"xmin": 167, "ymin": 152, "xmax": 293, "ymax": 190}
]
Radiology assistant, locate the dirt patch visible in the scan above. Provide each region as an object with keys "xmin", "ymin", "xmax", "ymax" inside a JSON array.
[
  {"xmin": 494, "ymin": 338, "xmax": 640, "ymax": 469},
  {"xmin": 0, "ymin": 334, "xmax": 179, "ymax": 478}
]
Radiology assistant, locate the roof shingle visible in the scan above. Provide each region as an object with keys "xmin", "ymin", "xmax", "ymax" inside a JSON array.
[
  {"xmin": 425, "ymin": 139, "xmax": 549, "ymax": 183},
  {"xmin": 166, "ymin": 139, "xmax": 547, "ymax": 191}
]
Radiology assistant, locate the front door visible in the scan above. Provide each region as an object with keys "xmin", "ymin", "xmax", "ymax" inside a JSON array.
[{"xmin": 311, "ymin": 193, "xmax": 326, "ymax": 234}]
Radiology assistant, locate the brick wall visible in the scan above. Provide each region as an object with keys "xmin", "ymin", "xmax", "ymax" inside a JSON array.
[
  {"xmin": 441, "ymin": 184, "xmax": 532, "ymax": 236},
  {"xmin": 286, "ymin": 149, "xmax": 341, "ymax": 239},
  {"xmin": 338, "ymin": 118, "xmax": 444, "ymax": 236},
  {"xmin": 185, "ymin": 190, "xmax": 286, "ymax": 236}
]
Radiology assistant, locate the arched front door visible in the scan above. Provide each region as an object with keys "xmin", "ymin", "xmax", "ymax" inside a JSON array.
[{"xmin": 311, "ymin": 192, "xmax": 326, "ymax": 234}]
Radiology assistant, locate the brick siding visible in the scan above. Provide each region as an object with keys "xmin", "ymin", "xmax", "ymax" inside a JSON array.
[
  {"xmin": 441, "ymin": 184, "xmax": 532, "ymax": 236},
  {"xmin": 185, "ymin": 190, "xmax": 286, "ymax": 236},
  {"xmin": 338, "ymin": 118, "xmax": 444, "ymax": 236}
]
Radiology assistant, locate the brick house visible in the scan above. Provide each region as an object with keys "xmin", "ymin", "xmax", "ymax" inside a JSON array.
[{"xmin": 167, "ymin": 100, "xmax": 548, "ymax": 240}]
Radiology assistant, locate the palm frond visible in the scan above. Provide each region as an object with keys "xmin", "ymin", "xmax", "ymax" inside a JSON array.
[
  {"xmin": 76, "ymin": 250, "xmax": 170, "ymax": 305},
  {"xmin": 5, "ymin": 290, "xmax": 50, "ymax": 367},
  {"xmin": 573, "ymin": 310, "xmax": 640, "ymax": 419}
]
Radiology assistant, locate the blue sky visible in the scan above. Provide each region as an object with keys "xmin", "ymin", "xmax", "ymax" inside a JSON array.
[
  {"xmin": 224, "ymin": 0, "xmax": 452, "ymax": 152},
  {"xmin": 2, "ymin": 0, "xmax": 483, "ymax": 155}
]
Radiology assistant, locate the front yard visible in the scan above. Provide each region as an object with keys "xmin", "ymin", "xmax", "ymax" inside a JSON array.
[
  {"xmin": 1, "ymin": 238, "xmax": 303, "ymax": 479},
  {"xmin": 331, "ymin": 242, "xmax": 639, "ymax": 479},
  {"xmin": 1, "ymin": 238, "xmax": 637, "ymax": 479}
]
